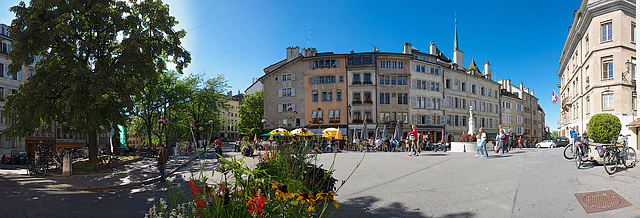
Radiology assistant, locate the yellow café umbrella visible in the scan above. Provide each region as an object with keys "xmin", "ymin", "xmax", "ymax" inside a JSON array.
[
  {"xmin": 269, "ymin": 128, "xmax": 289, "ymax": 135},
  {"xmin": 290, "ymin": 128, "xmax": 314, "ymax": 136},
  {"xmin": 322, "ymin": 128, "xmax": 340, "ymax": 138},
  {"xmin": 253, "ymin": 133, "xmax": 257, "ymax": 142}
]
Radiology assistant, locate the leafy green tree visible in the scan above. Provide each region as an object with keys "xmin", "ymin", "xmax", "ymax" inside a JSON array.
[
  {"xmin": 588, "ymin": 113, "xmax": 621, "ymax": 143},
  {"xmin": 236, "ymin": 89, "xmax": 265, "ymax": 135},
  {"xmin": 4, "ymin": 0, "xmax": 191, "ymax": 163},
  {"xmin": 177, "ymin": 73, "xmax": 229, "ymax": 142},
  {"xmin": 550, "ymin": 131, "xmax": 560, "ymax": 139}
]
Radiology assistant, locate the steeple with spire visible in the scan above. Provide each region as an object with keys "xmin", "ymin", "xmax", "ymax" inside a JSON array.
[{"xmin": 453, "ymin": 17, "xmax": 464, "ymax": 69}]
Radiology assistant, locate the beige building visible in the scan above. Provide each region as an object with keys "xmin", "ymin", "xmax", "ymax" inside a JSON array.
[
  {"xmin": 557, "ymin": 0, "xmax": 637, "ymax": 149},
  {"xmin": 404, "ymin": 42, "xmax": 447, "ymax": 142},
  {"xmin": 498, "ymin": 78, "xmax": 544, "ymax": 142},
  {"xmin": 218, "ymin": 92, "xmax": 242, "ymax": 141},
  {"xmin": 260, "ymin": 47, "xmax": 307, "ymax": 130},
  {"xmin": 304, "ymin": 53, "xmax": 348, "ymax": 135}
]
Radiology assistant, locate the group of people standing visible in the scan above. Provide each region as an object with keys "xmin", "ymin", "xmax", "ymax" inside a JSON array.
[{"xmin": 477, "ymin": 125, "xmax": 528, "ymax": 159}]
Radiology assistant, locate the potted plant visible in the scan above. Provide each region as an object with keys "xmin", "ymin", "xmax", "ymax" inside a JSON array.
[
  {"xmin": 352, "ymin": 81, "xmax": 361, "ymax": 85},
  {"xmin": 364, "ymin": 100, "xmax": 373, "ymax": 104},
  {"xmin": 363, "ymin": 81, "xmax": 373, "ymax": 85},
  {"xmin": 352, "ymin": 100, "xmax": 362, "ymax": 104}
]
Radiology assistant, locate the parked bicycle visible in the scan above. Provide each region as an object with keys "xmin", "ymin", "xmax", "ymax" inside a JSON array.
[
  {"xmin": 573, "ymin": 137, "xmax": 589, "ymax": 169},
  {"xmin": 27, "ymin": 159, "xmax": 46, "ymax": 177},
  {"xmin": 602, "ymin": 134, "xmax": 637, "ymax": 175},
  {"xmin": 94, "ymin": 155, "xmax": 119, "ymax": 172}
]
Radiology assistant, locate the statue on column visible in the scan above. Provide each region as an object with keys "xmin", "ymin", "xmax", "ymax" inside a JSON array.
[{"xmin": 468, "ymin": 105, "xmax": 475, "ymax": 135}]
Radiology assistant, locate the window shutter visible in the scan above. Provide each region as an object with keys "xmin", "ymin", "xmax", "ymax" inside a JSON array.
[
  {"xmin": 411, "ymin": 79, "xmax": 417, "ymax": 89},
  {"xmin": 411, "ymin": 96, "xmax": 418, "ymax": 108},
  {"xmin": 440, "ymin": 115, "xmax": 445, "ymax": 125},
  {"xmin": 336, "ymin": 59, "xmax": 340, "ymax": 67},
  {"xmin": 292, "ymin": 73, "xmax": 295, "ymax": 81},
  {"xmin": 312, "ymin": 111, "xmax": 317, "ymax": 118},
  {"xmin": 329, "ymin": 110, "xmax": 334, "ymax": 118},
  {"xmin": 319, "ymin": 110, "xmax": 323, "ymax": 118},
  {"xmin": 411, "ymin": 114, "xmax": 416, "ymax": 125},
  {"xmin": 278, "ymin": 89, "xmax": 282, "ymax": 97},
  {"xmin": 278, "ymin": 104, "xmax": 283, "ymax": 112},
  {"xmin": 292, "ymin": 103, "xmax": 296, "ymax": 111},
  {"xmin": 426, "ymin": 97, "xmax": 433, "ymax": 109},
  {"xmin": 291, "ymin": 88, "xmax": 296, "ymax": 96},
  {"xmin": 426, "ymin": 115, "xmax": 431, "ymax": 125}
]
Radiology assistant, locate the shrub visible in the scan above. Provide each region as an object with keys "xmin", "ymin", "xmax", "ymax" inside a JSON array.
[{"xmin": 587, "ymin": 113, "xmax": 621, "ymax": 143}]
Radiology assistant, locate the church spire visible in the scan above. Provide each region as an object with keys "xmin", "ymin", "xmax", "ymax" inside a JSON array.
[{"xmin": 454, "ymin": 18, "xmax": 459, "ymax": 51}]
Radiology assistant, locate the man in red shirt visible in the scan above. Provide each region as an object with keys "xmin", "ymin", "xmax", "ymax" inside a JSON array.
[
  {"xmin": 408, "ymin": 125, "xmax": 419, "ymax": 156},
  {"xmin": 214, "ymin": 137, "xmax": 223, "ymax": 158}
]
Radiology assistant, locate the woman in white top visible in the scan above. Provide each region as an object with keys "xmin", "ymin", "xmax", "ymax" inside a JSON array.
[{"xmin": 480, "ymin": 127, "xmax": 488, "ymax": 159}]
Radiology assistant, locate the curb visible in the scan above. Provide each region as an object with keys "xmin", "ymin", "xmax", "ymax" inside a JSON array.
[{"xmin": 5, "ymin": 148, "xmax": 213, "ymax": 192}]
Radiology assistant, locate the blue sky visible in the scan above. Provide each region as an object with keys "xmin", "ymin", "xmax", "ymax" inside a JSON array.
[{"xmin": 0, "ymin": 0, "xmax": 582, "ymax": 131}]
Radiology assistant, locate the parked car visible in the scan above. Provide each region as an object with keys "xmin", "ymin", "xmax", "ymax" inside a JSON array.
[
  {"xmin": 536, "ymin": 140, "xmax": 555, "ymax": 148},
  {"xmin": 555, "ymin": 137, "xmax": 569, "ymax": 146}
]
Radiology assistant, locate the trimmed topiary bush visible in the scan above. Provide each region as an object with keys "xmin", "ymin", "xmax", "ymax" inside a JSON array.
[{"xmin": 587, "ymin": 113, "xmax": 621, "ymax": 143}]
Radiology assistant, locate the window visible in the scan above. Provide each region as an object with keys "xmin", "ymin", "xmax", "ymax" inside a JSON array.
[
  {"xmin": 461, "ymin": 82, "xmax": 466, "ymax": 91},
  {"xmin": 322, "ymin": 91, "xmax": 327, "ymax": 101},
  {"xmin": 632, "ymin": 59, "xmax": 636, "ymax": 80},
  {"xmin": 517, "ymin": 115, "xmax": 523, "ymax": 124},
  {"xmin": 633, "ymin": 22, "xmax": 636, "ymax": 43},
  {"xmin": 353, "ymin": 111, "xmax": 361, "ymax": 121},
  {"xmin": 397, "ymin": 93, "xmax": 408, "ymax": 105},
  {"xmin": 633, "ymin": 95, "xmax": 637, "ymax": 110},
  {"xmin": 601, "ymin": 21, "xmax": 613, "ymax": 42},
  {"xmin": 391, "ymin": 76, "xmax": 396, "ymax": 85},
  {"xmin": 364, "ymin": 92, "xmax": 372, "ymax": 102},
  {"xmin": 472, "ymin": 85, "xmax": 476, "ymax": 94},
  {"xmin": 585, "ymin": 35, "xmax": 589, "ymax": 55},
  {"xmin": 364, "ymin": 56, "xmax": 371, "ymax": 64},
  {"xmin": 0, "ymin": 63, "xmax": 3, "ymax": 77},
  {"xmin": 28, "ymin": 70, "xmax": 34, "ymax": 78},
  {"xmin": 364, "ymin": 73, "xmax": 371, "ymax": 83},
  {"xmin": 353, "ymin": 73, "xmax": 360, "ymax": 83},
  {"xmin": 446, "ymin": 79, "xmax": 451, "ymax": 89},
  {"xmin": 379, "ymin": 93, "xmax": 390, "ymax": 104},
  {"xmin": 313, "ymin": 92, "xmax": 318, "ymax": 102},
  {"xmin": 353, "ymin": 92, "xmax": 361, "ymax": 101},
  {"xmin": 339, "ymin": 75, "xmax": 344, "ymax": 83},
  {"xmin": 11, "ymin": 71, "xmax": 17, "ymax": 80},
  {"xmin": 0, "ymin": 87, "xmax": 3, "ymax": 99},
  {"xmin": 481, "ymin": 87, "xmax": 485, "ymax": 96},
  {"xmin": 281, "ymin": 73, "xmax": 293, "ymax": 81},
  {"xmin": 602, "ymin": 92, "xmax": 614, "ymax": 109},
  {"xmin": 281, "ymin": 88, "xmax": 293, "ymax": 97},
  {"xmin": 336, "ymin": 90, "xmax": 342, "ymax": 101},
  {"xmin": 602, "ymin": 58, "xmax": 613, "ymax": 79}
]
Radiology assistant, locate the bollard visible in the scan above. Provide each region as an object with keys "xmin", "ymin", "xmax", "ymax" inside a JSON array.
[{"xmin": 62, "ymin": 150, "xmax": 73, "ymax": 176}]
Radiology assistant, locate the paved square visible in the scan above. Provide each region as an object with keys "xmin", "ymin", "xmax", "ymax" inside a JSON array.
[{"xmin": 315, "ymin": 148, "xmax": 640, "ymax": 217}]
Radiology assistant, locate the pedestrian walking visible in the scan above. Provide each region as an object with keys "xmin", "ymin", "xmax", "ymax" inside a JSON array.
[
  {"xmin": 214, "ymin": 137, "xmax": 223, "ymax": 158},
  {"xmin": 157, "ymin": 145, "xmax": 170, "ymax": 182},
  {"xmin": 408, "ymin": 125, "xmax": 419, "ymax": 156},
  {"xmin": 518, "ymin": 136, "xmax": 523, "ymax": 149},
  {"xmin": 479, "ymin": 128, "xmax": 488, "ymax": 158},
  {"xmin": 498, "ymin": 129, "xmax": 506, "ymax": 154},
  {"xmin": 475, "ymin": 134, "xmax": 485, "ymax": 157},
  {"xmin": 507, "ymin": 129, "xmax": 515, "ymax": 151}
]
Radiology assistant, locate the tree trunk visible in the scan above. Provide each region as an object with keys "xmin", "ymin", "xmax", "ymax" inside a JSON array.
[
  {"xmin": 88, "ymin": 131, "xmax": 98, "ymax": 164},
  {"xmin": 147, "ymin": 122, "xmax": 153, "ymax": 148}
]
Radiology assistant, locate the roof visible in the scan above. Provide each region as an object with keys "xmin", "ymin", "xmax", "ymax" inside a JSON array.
[
  {"xmin": 257, "ymin": 55, "xmax": 303, "ymax": 83},
  {"xmin": 626, "ymin": 118, "xmax": 640, "ymax": 127}
]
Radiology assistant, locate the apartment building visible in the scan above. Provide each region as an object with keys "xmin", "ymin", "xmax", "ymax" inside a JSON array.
[
  {"xmin": 346, "ymin": 52, "xmax": 377, "ymax": 139},
  {"xmin": 261, "ymin": 47, "xmax": 306, "ymax": 130},
  {"xmin": 557, "ymin": 0, "xmax": 637, "ymax": 149},
  {"xmin": 304, "ymin": 53, "xmax": 348, "ymax": 135},
  {"xmin": 376, "ymin": 52, "xmax": 412, "ymax": 138},
  {"xmin": 498, "ymin": 78, "xmax": 544, "ymax": 141}
]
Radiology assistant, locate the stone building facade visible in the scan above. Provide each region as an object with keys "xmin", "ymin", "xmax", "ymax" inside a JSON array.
[
  {"xmin": 557, "ymin": 0, "xmax": 637, "ymax": 149},
  {"xmin": 304, "ymin": 53, "xmax": 348, "ymax": 135},
  {"xmin": 376, "ymin": 52, "xmax": 412, "ymax": 138},
  {"xmin": 261, "ymin": 47, "xmax": 306, "ymax": 130}
]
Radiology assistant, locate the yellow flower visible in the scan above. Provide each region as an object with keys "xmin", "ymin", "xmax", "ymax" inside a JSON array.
[
  {"xmin": 294, "ymin": 192, "xmax": 316, "ymax": 206},
  {"xmin": 308, "ymin": 205, "xmax": 315, "ymax": 212},
  {"xmin": 271, "ymin": 182, "xmax": 294, "ymax": 201},
  {"xmin": 316, "ymin": 191, "xmax": 340, "ymax": 209}
]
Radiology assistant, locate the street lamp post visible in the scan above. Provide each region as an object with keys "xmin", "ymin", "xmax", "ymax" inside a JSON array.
[{"xmin": 347, "ymin": 104, "xmax": 352, "ymax": 142}]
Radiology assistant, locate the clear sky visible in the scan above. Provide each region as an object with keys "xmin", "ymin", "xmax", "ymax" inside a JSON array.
[{"xmin": 0, "ymin": 0, "xmax": 583, "ymax": 131}]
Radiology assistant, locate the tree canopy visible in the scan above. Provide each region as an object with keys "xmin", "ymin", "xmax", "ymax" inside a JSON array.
[
  {"xmin": 236, "ymin": 89, "xmax": 264, "ymax": 135},
  {"xmin": 4, "ymin": 0, "xmax": 191, "ymax": 162}
]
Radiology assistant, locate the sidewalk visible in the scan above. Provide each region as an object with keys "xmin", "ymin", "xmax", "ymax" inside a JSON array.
[{"xmin": 0, "ymin": 148, "xmax": 213, "ymax": 191}]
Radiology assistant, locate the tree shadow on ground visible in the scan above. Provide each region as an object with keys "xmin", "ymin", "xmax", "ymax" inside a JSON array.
[{"xmin": 328, "ymin": 196, "xmax": 476, "ymax": 218}]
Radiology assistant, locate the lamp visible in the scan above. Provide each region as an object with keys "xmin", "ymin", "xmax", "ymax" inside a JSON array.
[{"xmin": 626, "ymin": 60, "xmax": 632, "ymax": 71}]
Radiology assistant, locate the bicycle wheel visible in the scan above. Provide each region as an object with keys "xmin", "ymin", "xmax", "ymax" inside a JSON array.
[
  {"xmin": 33, "ymin": 163, "xmax": 46, "ymax": 177},
  {"xmin": 623, "ymin": 147, "xmax": 637, "ymax": 168},
  {"xmin": 95, "ymin": 159, "xmax": 106, "ymax": 172},
  {"xmin": 575, "ymin": 145, "xmax": 582, "ymax": 169},
  {"xmin": 563, "ymin": 144, "xmax": 574, "ymax": 159},
  {"xmin": 603, "ymin": 150, "xmax": 617, "ymax": 175},
  {"xmin": 108, "ymin": 158, "xmax": 119, "ymax": 170}
]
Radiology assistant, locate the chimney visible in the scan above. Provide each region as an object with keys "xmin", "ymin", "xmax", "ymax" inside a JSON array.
[
  {"xmin": 519, "ymin": 81, "xmax": 524, "ymax": 91},
  {"xmin": 294, "ymin": 46, "xmax": 300, "ymax": 57},
  {"xmin": 531, "ymin": 89, "xmax": 534, "ymax": 96},
  {"xmin": 507, "ymin": 77, "xmax": 512, "ymax": 92},
  {"xmin": 403, "ymin": 42, "xmax": 412, "ymax": 54},
  {"xmin": 286, "ymin": 47, "xmax": 294, "ymax": 62},
  {"xmin": 484, "ymin": 61, "xmax": 491, "ymax": 80},
  {"xmin": 430, "ymin": 41, "xmax": 437, "ymax": 55}
]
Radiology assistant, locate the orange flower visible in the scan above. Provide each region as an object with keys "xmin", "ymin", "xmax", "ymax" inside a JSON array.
[
  {"xmin": 271, "ymin": 182, "xmax": 294, "ymax": 201},
  {"xmin": 316, "ymin": 191, "xmax": 340, "ymax": 209}
]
